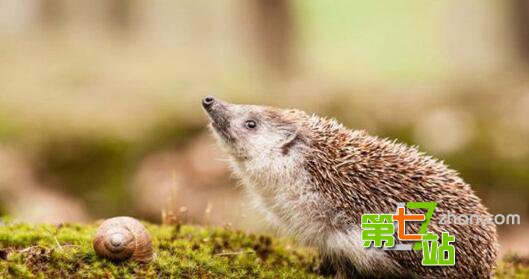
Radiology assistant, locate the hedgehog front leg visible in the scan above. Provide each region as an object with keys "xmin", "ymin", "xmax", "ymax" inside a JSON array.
[
  {"xmin": 324, "ymin": 230, "xmax": 410, "ymax": 278},
  {"xmin": 332, "ymin": 257, "xmax": 362, "ymax": 279},
  {"xmin": 315, "ymin": 254, "xmax": 336, "ymax": 276}
]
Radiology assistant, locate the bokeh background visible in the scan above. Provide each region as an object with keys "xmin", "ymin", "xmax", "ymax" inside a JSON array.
[{"xmin": 0, "ymin": 0, "xmax": 527, "ymax": 256}]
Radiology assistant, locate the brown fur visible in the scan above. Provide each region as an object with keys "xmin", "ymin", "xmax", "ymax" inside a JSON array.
[
  {"xmin": 301, "ymin": 115, "xmax": 498, "ymax": 278},
  {"xmin": 203, "ymin": 98, "xmax": 498, "ymax": 278}
]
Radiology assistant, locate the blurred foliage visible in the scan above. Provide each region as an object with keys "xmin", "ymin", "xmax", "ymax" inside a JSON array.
[
  {"xmin": 0, "ymin": 1, "xmax": 527, "ymax": 248},
  {"xmin": 32, "ymin": 119, "xmax": 203, "ymax": 217}
]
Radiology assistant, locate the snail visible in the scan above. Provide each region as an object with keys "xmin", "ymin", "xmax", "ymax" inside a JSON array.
[{"xmin": 93, "ymin": 216, "xmax": 154, "ymax": 263}]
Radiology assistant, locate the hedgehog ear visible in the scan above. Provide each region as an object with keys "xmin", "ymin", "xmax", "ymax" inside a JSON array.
[{"xmin": 281, "ymin": 128, "xmax": 301, "ymax": 155}]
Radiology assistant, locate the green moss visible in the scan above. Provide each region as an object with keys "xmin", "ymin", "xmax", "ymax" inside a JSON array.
[
  {"xmin": 1, "ymin": 220, "xmax": 527, "ymax": 278},
  {"xmin": 495, "ymin": 254, "xmax": 529, "ymax": 279},
  {"xmin": 0, "ymin": 220, "xmax": 322, "ymax": 278}
]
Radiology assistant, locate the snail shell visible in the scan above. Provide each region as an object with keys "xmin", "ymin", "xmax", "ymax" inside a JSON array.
[{"xmin": 93, "ymin": 216, "xmax": 153, "ymax": 262}]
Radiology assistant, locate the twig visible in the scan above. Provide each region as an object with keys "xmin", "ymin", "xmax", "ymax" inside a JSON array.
[
  {"xmin": 54, "ymin": 236, "xmax": 64, "ymax": 251},
  {"xmin": 214, "ymin": 250, "xmax": 249, "ymax": 257},
  {"xmin": 18, "ymin": 246, "xmax": 39, "ymax": 253}
]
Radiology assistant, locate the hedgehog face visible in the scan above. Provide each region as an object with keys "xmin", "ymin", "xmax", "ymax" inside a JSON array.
[{"xmin": 202, "ymin": 97, "xmax": 304, "ymax": 165}]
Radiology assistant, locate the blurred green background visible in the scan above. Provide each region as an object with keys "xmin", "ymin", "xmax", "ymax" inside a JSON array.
[{"xmin": 0, "ymin": 0, "xmax": 527, "ymax": 256}]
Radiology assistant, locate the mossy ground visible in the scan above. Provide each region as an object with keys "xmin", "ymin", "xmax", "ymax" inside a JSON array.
[
  {"xmin": 495, "ymin": 255, "xmax": 529, "ymax": 279},
  {"xmin": 0, "ymin": 219, "xmax": 527, "ymax": 278},
  {"xmin": 0, "ymin": 219, "xmax": 321, "ymax": 278}
]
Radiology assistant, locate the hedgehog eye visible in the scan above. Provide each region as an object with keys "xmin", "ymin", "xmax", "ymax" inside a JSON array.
[{"xmin": 245, "ymin": 120, "xmax": 257, "ymax": 129}]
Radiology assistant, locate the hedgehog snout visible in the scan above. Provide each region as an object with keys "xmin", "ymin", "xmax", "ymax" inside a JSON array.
[{"xmin": 202, "ymin": 96, "xmax": 215, "ymax": 109}]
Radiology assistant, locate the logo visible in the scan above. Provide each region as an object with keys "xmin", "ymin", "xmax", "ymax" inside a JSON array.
[{"xmin": 360, "ymin": 202, "xmax": 455, "ymax": 266}]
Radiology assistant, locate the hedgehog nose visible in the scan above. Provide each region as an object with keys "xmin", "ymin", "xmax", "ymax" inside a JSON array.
[{"xmin": 202, "ymin": 96, "xmax": 215, "ymax": 109}]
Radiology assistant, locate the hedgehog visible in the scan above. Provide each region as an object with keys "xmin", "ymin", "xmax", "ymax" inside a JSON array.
[{"xmin": 201, "ymin": 96, "xmax": 498, "ymax": 278}]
